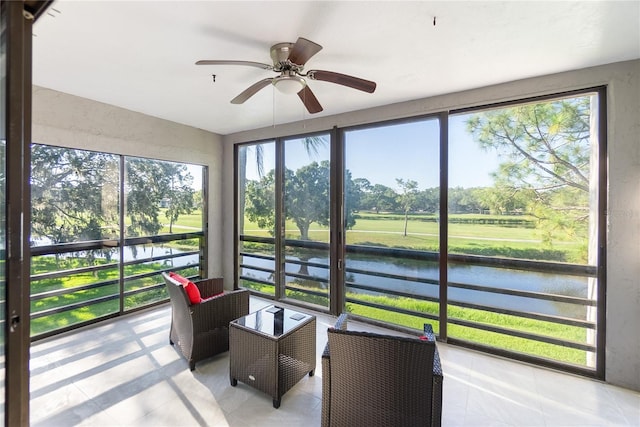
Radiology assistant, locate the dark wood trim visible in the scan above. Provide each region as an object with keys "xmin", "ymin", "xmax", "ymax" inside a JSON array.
[
  {"xmin": 30, "ymin": 232, "xmax": 204, "ymax": 256},
  {"xmin": 4, "ymin": 1, "xmax": 39, "ymax": 424},
  {"xmin": 274, "ymin": 138, "xmax": 284, "ymax": 300},
  {"xmin": 118, "ymin": 156, "xmax": 125, "ymax": 313},
  {"xmin": 438, "ymin": 111, "xmax": 448, "ymax": 340},
  {"xmin": 596, "ymin": 86, "xmax": 607, "ymax": 381},
  {"xmin": 201, "ymin": 164, "xmax": 209, "ymax": 279},
  {"xmin": 330, "ymin": 126, "xmax": 344, "ymax": 315},
  {"xmin": 233, "ymin": 145, "xmax": 239, "ymax": 288}
]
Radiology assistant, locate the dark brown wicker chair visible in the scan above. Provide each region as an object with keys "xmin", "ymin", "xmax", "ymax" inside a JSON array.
[
  {"xmin": 321, "ymin": 313, "xmax": 443, "ymax": 427},
  {"xmin": 162, "ymin": 273, "xmax": 249, "ymax": 371}
]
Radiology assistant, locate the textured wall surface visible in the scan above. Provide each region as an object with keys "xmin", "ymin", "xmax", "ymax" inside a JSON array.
[{"xmin": 222, "ymin": 59, "xmax": 640, "ymax": 391}]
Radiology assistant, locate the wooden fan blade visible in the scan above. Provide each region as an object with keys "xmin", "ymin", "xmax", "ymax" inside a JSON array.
[
  {"xmin": 231, "ymin": 78, "xmax": 274, "ymax": 104},
  {"xmin": 196, "ymin": 60, "xmax": 273, "ymax": 70},
  {"xmin": 297, "ymin": 86, "xmax": 323, "ymax": 114},
  {"xmin": 307, "ymin": 70, "xmax": 376, "ymax": 93},
  {"xmin": 287, "ymin": 37, "xmax": 323, "ymax": 66}
]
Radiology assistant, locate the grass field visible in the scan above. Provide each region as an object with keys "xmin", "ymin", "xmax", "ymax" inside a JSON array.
[
  {"xmin": 242, "ymin": 211, "xmax": 587, "ymax": 263},
  {"xmin": 241, "ymin": 280, "xmax": 590, "ymax": 366},
  {"xmin": 29, "ymin": 243, "xmax": 200, "ymax": 335}
]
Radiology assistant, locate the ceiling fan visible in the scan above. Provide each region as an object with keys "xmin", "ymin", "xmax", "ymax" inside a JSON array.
[{"xmin": 196, "ymin": 37, "xmax": 377, "ymax": 114}]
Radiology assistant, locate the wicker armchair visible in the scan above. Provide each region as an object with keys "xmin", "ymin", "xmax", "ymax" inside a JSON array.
[
  {"xmin": 321, "ymin": 314, "xmax": 443, "ymax": 427},
  {"xmin": 162, "ymin": 273, "xmax": 249, "ymax": 370}
]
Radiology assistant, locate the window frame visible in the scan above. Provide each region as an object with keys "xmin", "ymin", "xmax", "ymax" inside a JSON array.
[{"xmin": 234, "ymin": 86, "xmax": 607, "ymax": 379}]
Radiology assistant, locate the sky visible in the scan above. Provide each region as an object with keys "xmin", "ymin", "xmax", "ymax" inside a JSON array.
[
  {"xmin": 242, "ymin": 113, "xmax": 500, "ymax": 190},
  {"xmin": 186, "ymin": 164, "xmax": 203, "ymax": 191}
]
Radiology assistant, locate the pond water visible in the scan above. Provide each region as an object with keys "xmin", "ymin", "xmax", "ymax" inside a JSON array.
[
  {"xmin": 242, "ymin": 254, "xmax": 594, "ymax": 320},
  {"xmin": 34, "ymin": 242, "xmax": 199, "ymax": 269}
]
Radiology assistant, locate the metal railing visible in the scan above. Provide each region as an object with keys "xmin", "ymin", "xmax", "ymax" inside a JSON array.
[
  {"xmin": 239, "ymin": 234, "xmax": 598, "ymax": 368},
  {"xmin": 30, "ymin": 232, "xmax": 204, "ymax": 340}
]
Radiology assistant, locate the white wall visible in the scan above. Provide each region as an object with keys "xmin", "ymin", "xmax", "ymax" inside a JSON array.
[
  {"xmin": 31, "ymin": 86, "xmax": 225, "ymax": 277},
  {"xmin": 221, "ymin": 59, "xmax": 640, "ymax": 391}
]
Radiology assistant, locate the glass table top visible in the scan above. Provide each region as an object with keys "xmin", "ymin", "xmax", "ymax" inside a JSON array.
[{"xmin": 232, "ymin": 305, "xmax": 314, "ymax": 337}]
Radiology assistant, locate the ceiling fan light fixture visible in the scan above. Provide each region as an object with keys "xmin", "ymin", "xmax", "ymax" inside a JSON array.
[
  {"xmin": 196, "ymin": 37, "xmax": 376, "ymax": 114},
  {"xmin": 273, "ymin": 75, "xmax": 306, "ymax": 94}
]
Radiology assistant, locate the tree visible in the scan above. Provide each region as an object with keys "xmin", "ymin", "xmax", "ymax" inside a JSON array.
[
  {"xmin": 30, "ymin": 145, "xmax": 120, "ymax": 268},
  {"xmin": 396, "ymin": 178, "xmax": 419, "ymax": 236},
  {"xmin": 477, "ymin": 185, "xmax": 530, "ymax": 215},
  {"xmin": 238, "ymin": 136, "xmax": 327, "ymax": 237},
  {"xmin": 285, "ymin": 161, "xmax": 330, "ymax": 240},
  {"xmin": 415, "ymin": 187, "xmax": 439, "ymax": 214},
  {"xmin": 353, "ymin": 178, "xmax": 376, "ymax": 211},
  {"xmin": 126, "ymin": 158, "xmax": 194, "ymax": 237},
  {"xmin": 165, "ymin": 168, "xmax": 195, "ymax": 233},
  {"xmin": 31, "ymin": 145, "xmax": 119, "ymax": 244},
  {"xmin": 466, "ymin": 97, "xmax": 590, "ymax": 193},
  {"xmin": 245, "ymin": 171, "xmax": 276, "ymax": 233},
  {"xmin": 343, "ymin": 169, "xmax": 359, "ymax": 229},
  {"xmin": 466, "ymin": 96, "xmax": 592, "ymax": 240},
  {"xmin": 368, "ymin": 184, "xmax": 398, "ymax": 213},
  {"xmin": 245, "ymin": 161, "xmax": 359, "ymax": 240},
  {"xmin": 448, "ymin": 187, "xmax": 471, "ymax": 214},
  {"xmin": 31, "ymin": 147, "xmax": 197, "ymax": 266}
]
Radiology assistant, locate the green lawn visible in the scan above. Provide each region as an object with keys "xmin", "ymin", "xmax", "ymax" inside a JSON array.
[
  {"xmin": 29, "ymin": 251, "xmax": 200, "ymax": 336},
  {"xmin": 242, "ymin": 212, "xmax": 586, "ymax": 263},
  {"xmin": 159, "ymin": 209, "xmax": 204, "ymax": 230},
  {"xmin": 241, "ymin": 280, "xmax": 589, "ymax": 366}
]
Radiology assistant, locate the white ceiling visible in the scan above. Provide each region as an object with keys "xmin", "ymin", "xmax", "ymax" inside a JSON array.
[{"xmin": 32, "ymin": 1, "xmax": 640, "ymax": 135}]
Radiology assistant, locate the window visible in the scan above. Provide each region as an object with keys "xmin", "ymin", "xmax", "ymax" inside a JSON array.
[
  {"xmin": 283, "ymin": 134, "xmax": 331, "ymax": 308},
  {"xmin": 343, "ymin": 119, "xmax": 440, "ymax": 330},
  {"xmin": 235, "ymin": 88, "xmax": 605, "ymax": 376},
  {"xmin": 30, "ymin": 145, "xmax": 206, "ymax": 337},
  {"xmin": 448, "ymin": 93, "xmax": 603, "ymax": 369},
  {"xmin": 123, "ymin": 157, "xmax": 204, "ymax": 310},
  {"xmin": 237, "ymin": 141, "xmax": 276, "ymax": 296}
]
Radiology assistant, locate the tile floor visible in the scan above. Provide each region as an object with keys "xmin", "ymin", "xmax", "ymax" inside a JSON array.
[{"xmin": 30, "ymin": 298, "xmax": 640, "ymax": 426}]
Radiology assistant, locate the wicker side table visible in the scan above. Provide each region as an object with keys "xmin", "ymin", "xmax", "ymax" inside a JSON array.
[{"xmin": 229, "ymin": 306, "xmax": 316, "ymax": 408}]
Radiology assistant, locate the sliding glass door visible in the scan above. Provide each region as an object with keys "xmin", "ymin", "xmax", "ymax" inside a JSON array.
[
  {"xmin": 342, "ymin": 119, "xmax": 441, "ymax": 330},
  {"xmin": 235, "ymin": 88, "xmax": 606, "ymax": 377},
  {"xmin": 447, "ymin": 92, "xmax": 604, "ymax": 371}
]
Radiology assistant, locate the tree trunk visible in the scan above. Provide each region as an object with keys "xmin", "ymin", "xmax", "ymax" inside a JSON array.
[
  {"xmin": 299, "ymin": 223, "xmax": 309, "ymax": 240},
  {"xmin": 403, "ymin": 210, "xmax": 409, "ymax": 237}
]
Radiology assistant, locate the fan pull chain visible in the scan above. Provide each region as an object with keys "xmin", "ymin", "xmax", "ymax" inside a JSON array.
[
  {"xmin": 272, "ymin": 85, "xmax": 276, "ymax": 128},
  {"xmin": 301, "ymin": 89, "xmax": 306, "ymax": 129}
]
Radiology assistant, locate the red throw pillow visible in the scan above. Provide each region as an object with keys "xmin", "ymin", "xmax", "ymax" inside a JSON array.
[
  {"xmin": 169, "ymin": 272, "xmax": 202, "ymax": 304},
  {"xmin": 169, "ymin": 271, "xmax": 189, "ymax": 285},
  {"xmin": 183, "ymin": 281, "xmax": 202, "ymax": 305}
]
